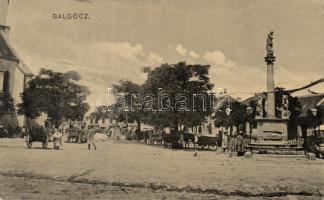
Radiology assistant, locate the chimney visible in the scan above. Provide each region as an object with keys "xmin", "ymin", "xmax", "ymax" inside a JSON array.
[{"xmin": 0, "ymin": 0, "xmax": 10, "ymax": 40}]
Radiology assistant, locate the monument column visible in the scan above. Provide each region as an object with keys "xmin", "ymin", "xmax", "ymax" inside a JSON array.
[
  {"xmin": 265, "ymin": 31, "xmax": 276, "ymax": 118},
  {"xmin": 255, "ymin": 31, "xmax": 289, "ymax": 144}
]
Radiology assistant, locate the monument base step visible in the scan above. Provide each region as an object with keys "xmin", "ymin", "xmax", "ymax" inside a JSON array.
[{"xmin": 249, "ymin": 142, "xmax": 304, "ymax": 155}]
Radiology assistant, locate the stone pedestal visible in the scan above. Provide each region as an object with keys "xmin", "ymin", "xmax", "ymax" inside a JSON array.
[{"xmin": 256, "ymin": 118, "xmax": 288, "ymax": 142}]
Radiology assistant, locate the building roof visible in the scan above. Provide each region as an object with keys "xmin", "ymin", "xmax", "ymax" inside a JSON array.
[
  {"xmin": 18, "ymin": 60, "xmax": 33, "ymax": 76},
  {"xmin": 213, "ymin": 94, "xmax": 240, "ymax": 109},
  {"xmin": 0, "ymin": 32, "xmax": 17, "ymax": 61},
  {"xmin": 297, "ymin": 93, "xmax": 324, "ymax": 118},
  {"xmin": 241, "ymin": 93, "xmax": 266, "ymax": 106},
  {"xmin": 241, "ymin": 92, "xmax": 324, "ymax": 120},
  {"xmin": 0, "ymin": 32, "xmax": 33, "ymax": 75}
]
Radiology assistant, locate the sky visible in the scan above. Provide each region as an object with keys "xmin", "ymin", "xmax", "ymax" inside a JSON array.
[{"xmin": 5, "ymin": 0, "xmax": 324, "ymax": 109}]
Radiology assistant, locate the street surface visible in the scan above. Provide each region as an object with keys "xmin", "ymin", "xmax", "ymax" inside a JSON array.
[{"xmin": 0, "ymin": 136, "xmax": 323, "ymax": 200}]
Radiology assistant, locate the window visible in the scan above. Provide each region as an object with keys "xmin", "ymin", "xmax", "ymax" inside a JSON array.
[
  {"xmin": 95, "ymin": 118, "xmax": 99, "ymax": 124},
  {"xmin": 102, "ymin": 118, "xmax": 105, "ymax": 124},
  {"xmin": 0, "ymin": 71, "xmax": 10, "ymax": 93},
  {"xmin": 198, "ymin": 126, "xmax": 202, "ymax": 133},
  {"xmin": 0, "ymin": 71, "xmax": 4, "ymax": 92}
]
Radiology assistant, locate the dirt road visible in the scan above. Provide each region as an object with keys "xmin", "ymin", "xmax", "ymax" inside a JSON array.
[{"xmin": 0, "ymin": 138, "xmax": 323, "ymax": 199}]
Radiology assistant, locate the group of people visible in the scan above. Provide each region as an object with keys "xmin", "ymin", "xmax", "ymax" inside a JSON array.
[
  {"xmin": 50, "ymin": 122, "xmax": 124, "ymax": 151},
  {"xmin": 50, "ymin": 126, "xmax": 98, "ymax": 150},
  {"xmin": 221, "ymin": 131, "xmax": 249, "ymax": 156}
]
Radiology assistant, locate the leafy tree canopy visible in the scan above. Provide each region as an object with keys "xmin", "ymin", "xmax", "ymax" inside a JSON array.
[
  {"xmin": 18, "ymin": 68, "xmax": 90, "ymax": 126},
  {"xmin": 141, "ymin": 62, "xmax": 214, "ymax": 130}
]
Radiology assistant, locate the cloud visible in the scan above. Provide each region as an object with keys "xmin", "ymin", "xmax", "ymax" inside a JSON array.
[
  {"xmin": 175, "ymin": 44, "xmax": 188, "ymax": 56},
  {"xmin": 189, "ymin": 51, "xmax": 199, "ymax": 59},
  {"xmin": 175, "ymin": 45, "xmax": 199, "ymax": 59},
  {"xmin": 203, "ymin": 51, "xmax": 227, "ymax": 66},
  {"xmin": 146, "ymin": 52, "xmax": 164, "ymax": 66},
  {"xmin": 34, "ymin": 42, "xmax": 163, "ymax": 109},
  {"xmin": 204, "ymin": 50, "xmax": 319, "ymax": 100},
  {"xmin": 95, "ymin": 42, "xmax": 144, "ymax": 61},
  {"xmin": 200, "ymin": 50, "xmax": 265, "ymax": 99}
]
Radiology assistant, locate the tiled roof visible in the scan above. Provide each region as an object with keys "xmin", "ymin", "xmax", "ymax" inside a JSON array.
[
  {"xmin": 298, "ymin": 93, "xmax": 324, "ymax": 117},
  {"xmin": 241, "ymin": 93, "xmax": 266, "ymax": 106},
  {"xmin": 0, "ymin": 32, "xmax": 33, "ymax": 75},
  {"xmin": 0, "ymin": 33, "xmax": 17, "ymax": 61},
  {"xmin": 242, "ymin": 93, "xmax": 324, "ymax": 119},
  {"xmin": 213, "ymin": 95, "xmax": 240, "ymax": 108}
]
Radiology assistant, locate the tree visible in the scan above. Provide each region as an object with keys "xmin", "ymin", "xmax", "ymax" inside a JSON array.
[
  {"xmin": 112, "ymin": 80, "xmax": 144, "ymax": 133},
  {"xmin": 0, "ymin": 93, "xmax": 15, "ymax": 113},
  {"xmin": 18, "ymin": 69, "xmax": 90, "ymax": 127},
  {"xmin": 213, "ymin": 100, "xmax": 247, "ymax": 134},
  {"xmin": 142, "ymin": 62, "xmax": 214, "ymax": 131}
]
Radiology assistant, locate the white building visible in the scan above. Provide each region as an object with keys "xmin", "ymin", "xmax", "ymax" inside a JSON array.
[{"xmin": 0, "ymin": 0, "xmax": 33, "ymax": 129}]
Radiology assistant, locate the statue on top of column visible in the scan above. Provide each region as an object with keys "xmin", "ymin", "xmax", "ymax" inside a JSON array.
[{"xmin": 266, "ymin": 31, "xmax": 274, "ymax": 57}]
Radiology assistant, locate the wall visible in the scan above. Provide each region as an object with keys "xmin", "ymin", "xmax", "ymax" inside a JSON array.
[
  {"xmin": 0, "ymin": 0, "xmax": 8, "ymax": 26},
  {"xmin": 12, "ymin": 64, "xmax": 25, "ymax": 104},
  {"xmin": 0, "ymin": 58, "xmax": 30, "ymax": 128},
  {"xmin": 0, "ymin": 58, "xmax": 17, "ymax": 95}
]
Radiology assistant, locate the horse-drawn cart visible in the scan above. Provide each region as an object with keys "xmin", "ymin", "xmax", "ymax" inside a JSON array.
[
  {"xmin": 66, "ymin": 127, "xmax": 87, "ymax": 143},
  {"xmin": 26, "ymin": 127, "xmax": 52, "ymax": 149}
]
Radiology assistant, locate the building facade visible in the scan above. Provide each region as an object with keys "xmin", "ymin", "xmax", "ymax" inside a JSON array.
[
  {"xmin": 298, "ymin": 93, "xmax": 324, "ymax": 137},
  {"xmin": 0, "ymin": 0, "xmax": 33, "ymax": 130}
]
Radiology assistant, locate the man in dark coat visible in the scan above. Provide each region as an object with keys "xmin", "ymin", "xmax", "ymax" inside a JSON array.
[{"xmin": 236, "ymin": 131, "xmax": 245, "ymax": 156}]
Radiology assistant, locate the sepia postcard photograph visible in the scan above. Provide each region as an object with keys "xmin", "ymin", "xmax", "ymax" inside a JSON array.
[{"xmin": 0, "ymin": 0, "xmax": 323, "ymax": 199}]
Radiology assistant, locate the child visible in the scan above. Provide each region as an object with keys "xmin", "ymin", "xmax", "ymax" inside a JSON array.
[{"xmin": 53, "ymin": 128, "xmax": 63, "ymax": 150}]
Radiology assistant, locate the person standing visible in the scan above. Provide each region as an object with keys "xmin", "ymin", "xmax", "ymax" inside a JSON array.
[
  {"xmin": 53, "ymin": 128, "xmax": 63, "ymax": 150},
  {"xmin": 236, "ymin": 132, "xmax": 245, "ymax": 156},
  {"xmin": 110, "ymin": 123, "xmax": 122, "ymax": 142},
  {"xmin": 221, "ymin": 131, "xmax": 228, "ymax": 153},
  {"xmin": 232, "ymin": 135, "xmax": 238, "ymax": 153},
  {"xmin": 87, "ymin": 127, "xmax": 97, "ymax": 150},
  {"xmin": 193, "ymin": 131, "xmax": 199, "ymax": 156}
]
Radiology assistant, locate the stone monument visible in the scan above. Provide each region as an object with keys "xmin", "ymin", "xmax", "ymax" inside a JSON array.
[{"xmin": 255, "ymin": 31, "xmax": 289, "ymax": 142}]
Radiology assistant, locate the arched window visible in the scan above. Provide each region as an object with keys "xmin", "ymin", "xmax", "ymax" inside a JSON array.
[
  {"xmin": 0, "ymin": 71, "xmax": 9, "ymax": 93},
  {"xmin": 3, "ymin": 71, "xmax": 10, "ymax": 93}
]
